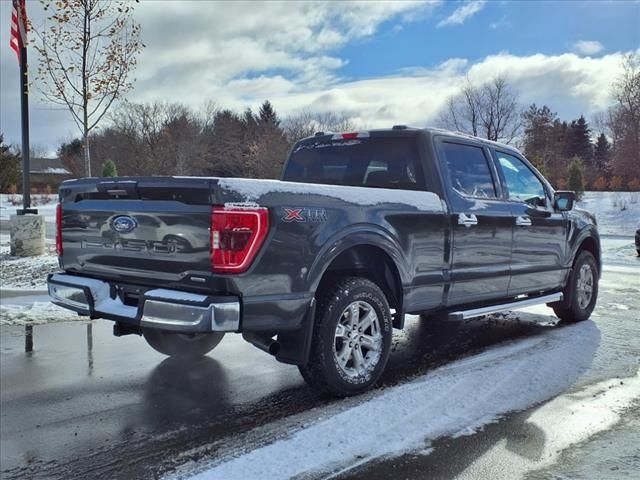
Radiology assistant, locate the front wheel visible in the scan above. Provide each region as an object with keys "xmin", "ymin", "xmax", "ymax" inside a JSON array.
[
  {"xmin": 143, "ymin": 329, "xmax": 224, "ymax": 358},
  {"xmin": 553, "ymin": 250, "xmax": 598, "ymax": 323},
  {"xmin": 299, "ymin": 277, "xmax": 393, "ymax": 397}
]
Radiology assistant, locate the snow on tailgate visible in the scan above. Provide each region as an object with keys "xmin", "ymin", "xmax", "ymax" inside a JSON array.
[
  {"xmin": 217, "ymin": 178, "xmax": 445, "ymax": 212},
  {"xmin": 178, "ymin": 321, "xmax": 601, "ymax": 480}
]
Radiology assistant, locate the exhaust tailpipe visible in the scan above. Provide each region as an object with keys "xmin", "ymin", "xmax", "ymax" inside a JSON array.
[{"xmin": 243, "ymin": 332, "xmax": 280, "ymax": 356}]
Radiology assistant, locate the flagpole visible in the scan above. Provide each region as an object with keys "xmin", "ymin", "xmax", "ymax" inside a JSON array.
[{"xmin": 18, "ymin": 22, "xmax": 33, "ymax": 214}]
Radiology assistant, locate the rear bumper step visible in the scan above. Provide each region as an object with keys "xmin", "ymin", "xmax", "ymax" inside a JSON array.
[
  {"xmin": 47, "ymin": 273, "xmax": 240, "ymax": 333},
  {"xmin": 448, "ymin": 292, "xmax": 563, "ymax": 321}
]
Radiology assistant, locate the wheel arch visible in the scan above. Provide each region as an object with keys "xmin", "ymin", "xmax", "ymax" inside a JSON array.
[
  {"xmin": 572, "ymin": 231, "xmax": 601, "ymax": 277},
  {"xmin": 308, "ymin": 230, "xmax": 408, "ymax": 329}
]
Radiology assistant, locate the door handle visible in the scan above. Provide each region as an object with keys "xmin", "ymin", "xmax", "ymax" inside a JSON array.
[
  {"xmin": 515, "ymin": 215, "xmax": 532, "ymax": 227},
  {"xmin": 458, "ymin": 213, "xmax": 478, "ymax": 227}
]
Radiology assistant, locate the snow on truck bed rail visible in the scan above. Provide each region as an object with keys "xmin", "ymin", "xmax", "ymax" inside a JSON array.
[
  {"xmin": 216, "ymin": 178, "xmax": 445, "ymax": 212},
  {"xmin": 179, "ymin": 320, "xmax": 603, "ymax": 480}
]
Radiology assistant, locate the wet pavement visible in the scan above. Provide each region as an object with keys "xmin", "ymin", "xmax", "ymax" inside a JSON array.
[{"xmin": 1, "ymin": 238, "xmax": 639, "ymax": 480}]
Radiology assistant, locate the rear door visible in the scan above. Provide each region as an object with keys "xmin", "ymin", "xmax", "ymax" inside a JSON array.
[
  {"xmin": 491, "ymin": 150, "xmax": 568, "ymax": 295},
  {"xmin": 435, "ymin": 138, "xmax": 513, "ymax": 306}
]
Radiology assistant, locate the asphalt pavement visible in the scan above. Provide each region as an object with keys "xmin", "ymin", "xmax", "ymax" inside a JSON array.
[{"xmin": 1, "ymin": 238, "xmax": 638, "ymax": 480}]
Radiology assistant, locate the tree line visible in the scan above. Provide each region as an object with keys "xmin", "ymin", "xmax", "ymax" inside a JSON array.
[
  {"xmin": 52, "ymin": 101, "xmax": 354, "ymax": 181},
  {"xmin": 2, "ymin": 60, "xmax": 638, "ymax": 192}
]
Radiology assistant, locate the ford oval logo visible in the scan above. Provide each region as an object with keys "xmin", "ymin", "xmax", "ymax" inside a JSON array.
[{"xmin": 111, "ymin": 215, "xmax": 137, "ymax": 234}]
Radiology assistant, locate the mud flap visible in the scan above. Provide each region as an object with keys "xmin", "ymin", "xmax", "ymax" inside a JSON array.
[{"xmin": 275, "ymin": 300, "xmax": 316, "ymax": 365}]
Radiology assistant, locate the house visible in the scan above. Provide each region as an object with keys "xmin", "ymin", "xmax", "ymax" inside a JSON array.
[{"xmin": 20, "ymin": 157, "xmax": 73, "ymax": 192}]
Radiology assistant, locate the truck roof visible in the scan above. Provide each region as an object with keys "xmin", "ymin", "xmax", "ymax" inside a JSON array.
[{"xmin": 300, "ymin": 126, "xmax": 523, "ymax": 157}]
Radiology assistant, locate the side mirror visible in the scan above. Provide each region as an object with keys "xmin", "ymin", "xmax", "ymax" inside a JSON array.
[{"xmin": 554, "ymin": 191, "xmax": 575, "ymax": 211}]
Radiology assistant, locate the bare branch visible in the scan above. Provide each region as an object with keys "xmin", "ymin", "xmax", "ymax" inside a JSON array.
[{"xmin": 34, "ymin": 0, "xmax": 144, "ymax": 176}]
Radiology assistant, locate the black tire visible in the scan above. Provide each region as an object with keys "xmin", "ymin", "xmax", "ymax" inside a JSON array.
[
  {"xmin": 553, "ymin": 250, "xmax": 598, "ymax": 323},
  {"xmin": 143, "ymin": 329, "xmax": 224, "ymax": 358},
  {"xmin": 299, "ymin": 277, "xmax": 393, "ymax": 397}
]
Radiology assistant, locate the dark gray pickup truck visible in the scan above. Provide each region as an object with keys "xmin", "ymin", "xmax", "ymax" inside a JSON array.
[{"xmin": 48, "ymin": 127, "xmax": 600, "ymax": 396}]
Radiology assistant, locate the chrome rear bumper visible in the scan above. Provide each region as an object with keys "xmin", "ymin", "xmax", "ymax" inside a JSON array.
[{"xmin": 48, "ymin": 273, "xmax": 240, "ymax": 333}]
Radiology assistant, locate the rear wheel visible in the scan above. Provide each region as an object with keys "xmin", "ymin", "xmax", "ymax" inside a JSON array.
[
  {"xmin": 299, "ymin": 277, "xmax": 393, "ymax": 397},
  {"xmin": 553, "ymin": 250, "xmax": 598, "ymax": 323},
  {"xmin": 143, "ymin": 329, "xmax": 224, "ymax": 358}
]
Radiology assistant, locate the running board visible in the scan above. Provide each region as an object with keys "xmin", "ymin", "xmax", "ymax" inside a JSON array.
[{"xmin": 448, "ymin": 293, "xmax": 563, "ymax": 321}]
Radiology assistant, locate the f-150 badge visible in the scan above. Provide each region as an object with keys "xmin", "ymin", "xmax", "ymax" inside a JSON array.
[{"xmin": 283, "ymin": 208, "xmax": 327, "ymax": 223}]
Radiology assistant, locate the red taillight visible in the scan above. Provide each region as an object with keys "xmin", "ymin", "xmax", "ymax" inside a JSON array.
[
  {"xmin": 341, "ymin": 132, "xmax": 358, "ymax": 140},
  {"xmin": 211, "ymin": 207, "xmax": 269, "ymax": 273},
  {"xmin": 55, "ymin": 203, "xmax": 63, "ymax": 256}
]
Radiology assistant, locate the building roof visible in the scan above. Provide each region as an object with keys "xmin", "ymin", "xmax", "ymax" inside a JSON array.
[{"xmin": 19, "ymin": 157, "xmax": 71, "ymax": 175}]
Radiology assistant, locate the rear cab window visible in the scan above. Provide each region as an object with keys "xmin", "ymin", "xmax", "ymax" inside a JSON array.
[{"xmin": 283, "ymin": 135, "xmax": 425, "ymax": 191}]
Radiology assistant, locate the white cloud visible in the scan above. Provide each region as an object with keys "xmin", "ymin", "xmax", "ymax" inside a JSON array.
[
  {"xmin": 437, "ymin": 0, "xmax": 486, "ymax": 27},
  {"xmin": 0, "ymin": 0, "xmax": 632, "ymax": 153},
  {"xmin": 573, "ymin": 40, "xmax": 605, "ymax": 56},
  {"xmin": 245, "ymin": 51, "xmax": 630, "ymax": 131}
]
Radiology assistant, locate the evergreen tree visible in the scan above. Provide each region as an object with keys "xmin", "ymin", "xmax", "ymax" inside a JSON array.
[
  {"xmin": 567, "ymin": 156, "xmax": 585, "ymax": 199},
  {"xmin": 101, "ymin": 159, "xmax": 118, "ymax": 177},
  {"xmin": 567, "ymin": 115, "xmax": 593, "ymax": 161},
  {"xmin": 593, "ymin": 133, "xmax": 612, "ymax": 177},
  {"xmin": 258, "ymin": 100, "xmax": 279, "ymax": 128},
  {"xmin": 205, "ymin": 109, "xmax": 247, "ymax": 177},
  {"xmin": 521, "ymin": 104, "xmax": 558, "ymax": 174},
  {"xmin": 0, "ymin": 134, "xmax": 20, "ymax": 192}
]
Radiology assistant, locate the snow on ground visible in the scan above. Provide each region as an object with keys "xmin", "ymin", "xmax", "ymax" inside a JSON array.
[
  {"xmin": 454, "ymin": 373, "xmax": 640, "ymax": 480},
  {"xmin": 576, "ymin": 191, "xmax": 640, "ymax": 236},
  {"xmin": 0, "ymin": 248, "xmax": 59, "ymax": 289},
  {"xmin": 178, "ymin": 321, "xmax": 606, "ymax": 480},
  {"xmin": 0, "ymin": 234, "xmax": 69, "ymax": 325},
  {"xmin": 0, "ymin": 299, "xmax": 82, "ymax": 326},
  {"xmin": 0, "ymin": 194, "xmax": 58, "ymax": 223}
]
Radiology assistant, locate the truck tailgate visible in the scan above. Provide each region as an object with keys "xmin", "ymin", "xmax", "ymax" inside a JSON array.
[{"xmin": 59, "ymin": 177, "xmax": 214, "ymax": 285}]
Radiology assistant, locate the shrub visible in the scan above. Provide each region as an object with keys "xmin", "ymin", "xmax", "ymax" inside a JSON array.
[
  {"xmin": 609, "ymin": 176, "xmax": 624, "ymax": 191},
  {"xmin": 101, "ymin": 159, "xmax": 118, "ymax": 177},
  {"xmin": 567, "ymin": 157, "xmax": 585, "ymax": 200},
  {"xmin": 593, "ymin": 176, "xmax": 608, "ymax": 191},
  {"xmin": 628, "ymin": 178, "xmax": 640, "ymax": 192}
]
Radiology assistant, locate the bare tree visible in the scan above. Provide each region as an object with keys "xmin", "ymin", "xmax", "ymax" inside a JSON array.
[
  {"xmin": 438, "ymin": 76, "xmax": 522, "ymax": 144},
  {"xmin": 607, "ymin": 54, "xmax": 640, "ymax": 182},
  {"xmin": 283, "ymin": 110, "xmax": 357, "ymax": 143},
  {"xmin": 34, "ymin": 0, "xmax": 144, "ymax": 177}
]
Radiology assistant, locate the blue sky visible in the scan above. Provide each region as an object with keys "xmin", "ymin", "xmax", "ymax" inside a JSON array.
[
  {"xmin": 339, "ymin": 1, "xmax": 639, "ymax": 78},
  {"xmin": 0, "ymin": 0, "xmax": 639, "ymax": 154}
]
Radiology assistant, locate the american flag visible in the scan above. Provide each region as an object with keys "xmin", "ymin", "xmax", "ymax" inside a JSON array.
[{"xmin": 10, "ymin": 0, "xmax": 28, "ymax": 62}]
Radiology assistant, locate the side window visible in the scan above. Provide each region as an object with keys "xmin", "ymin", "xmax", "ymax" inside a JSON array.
[
  {"xmin": 495, "ymin": 152, "xmax": 546, "ymax": 205},
  {"xmin": 440, "ymin": 142, "xmax": 497, "ymax": 198}
]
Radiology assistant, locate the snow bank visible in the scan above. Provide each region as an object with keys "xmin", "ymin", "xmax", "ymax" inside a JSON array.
[
  {"xmin": 184, "ymin": 321, "xmax": 601, "ymax": 480},
  {"xmin": 1, "ymin": 300, "xmax": 82, "ymax": 325},
  {"xmin": 218, "ymin": 178, "xmax": 445, "ymax": 212}
]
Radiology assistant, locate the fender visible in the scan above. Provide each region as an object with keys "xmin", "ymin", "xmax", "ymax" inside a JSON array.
[
  {"xmin": 306, "ymin": 223, "xmax": 410, "ymax": 294},
  {"xmin": 567, "ymin": 224, "xmax": 601, "ymax": 275}
]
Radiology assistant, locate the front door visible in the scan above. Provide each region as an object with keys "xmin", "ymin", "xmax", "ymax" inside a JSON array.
[
  {"xmin": 491, "ymin": 150, "xmax": 568, "ymax": 295},
  {"xmin": 436, "ymin": 139, "xmax": 514, "ymax": 306}
]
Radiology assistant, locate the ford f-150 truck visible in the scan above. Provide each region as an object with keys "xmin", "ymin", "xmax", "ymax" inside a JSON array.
[{"xmin": 48, "ymin": 127, "xmax": 600, "ymax": 396}]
